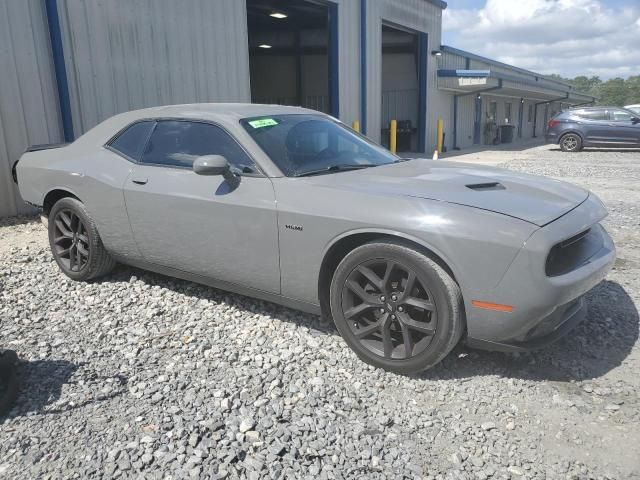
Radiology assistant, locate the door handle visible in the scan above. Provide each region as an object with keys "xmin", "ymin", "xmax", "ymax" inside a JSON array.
[{"xmin": 131, "ymin": 177, "xmax": 148, "ymax": 185}]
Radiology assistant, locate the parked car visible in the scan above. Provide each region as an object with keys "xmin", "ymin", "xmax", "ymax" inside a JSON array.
[
  {"xmin": 625, "ymin": 104, "xmax": 640, "ymax": 115},
  {"xmin": 546, "ymin": 106, "xmax": 640, "ymax": 152},
  {"xmin": 14, "ymin": 104, "xmax": 615, "ymax": 373}
]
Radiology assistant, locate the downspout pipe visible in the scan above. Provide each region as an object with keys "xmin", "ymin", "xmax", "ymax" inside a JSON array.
[{"xmin": 45, "ymin": 0, "xmax": 74, "ymax": 142}]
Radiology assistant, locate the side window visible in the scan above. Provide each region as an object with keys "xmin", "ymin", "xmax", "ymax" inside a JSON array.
[
  {"xmin": 576, "ymin": 109, "xmax": 608, "ymax": 121},
  {"xmin": 109, "ymin": 121, "xmax": 155, "ymax": 161},
  {"xmin": 141, "ymin": 120, "xmax": 256, "ymax": 171},
  {"xmin": 610, "ymin": 109, "xmax": 633, "ymax": 122}
]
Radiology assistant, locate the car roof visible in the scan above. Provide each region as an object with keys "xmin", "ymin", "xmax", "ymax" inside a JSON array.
[
  {"xmin": 117, "ymin": 103, "xmax": 323, "ymax": 123},
  {"xmin": 565, "ymin": 106, "xmax": 632, "ymax": 112}
]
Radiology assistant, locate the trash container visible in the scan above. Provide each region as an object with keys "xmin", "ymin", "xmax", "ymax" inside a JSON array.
[
  {"xmin": 396, "ymin": 120, "xmax": 413, "ymax": 152},
  {"xmin": 499, "ymin": 125, "xmax": 515, "ymax": 144}
]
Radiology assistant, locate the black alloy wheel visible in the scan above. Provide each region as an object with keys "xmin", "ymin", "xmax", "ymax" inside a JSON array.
[
  {"xmin": 330, "ymin": 240, "xmax": 464, "ymax": 374},
  {"xmin": 48, "ymin": 197, "xmax": 116, "ymax": 281},
  {"xmin": 341, "ymin": 259, "xmax": 437, "ymax": 360},
  {"xmin": 52, "ymin": 209, "xmax": 90, "ymax": 273}
]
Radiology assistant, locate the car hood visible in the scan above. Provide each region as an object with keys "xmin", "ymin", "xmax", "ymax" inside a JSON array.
[{"xmin": 311, "ymin": 160, "xmax": 588, "ymax": 226}]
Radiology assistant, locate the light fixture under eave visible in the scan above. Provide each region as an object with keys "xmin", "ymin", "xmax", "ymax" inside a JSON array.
[
  {"xmin": 258, "ymin": 44, "xmax": 272, "ymax": 49},
  {"xmin": 431, "ymin": 50, "xmax": 442, "ymax": 57},
  {"xmin": 270, "ymin": 12, "xmax": 287, "ymax": 19}
]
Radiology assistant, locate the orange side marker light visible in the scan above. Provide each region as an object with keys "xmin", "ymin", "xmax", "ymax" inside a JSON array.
[{"xmin": 471, "ymin": 300, "xmax": 514, "ymax": 313}]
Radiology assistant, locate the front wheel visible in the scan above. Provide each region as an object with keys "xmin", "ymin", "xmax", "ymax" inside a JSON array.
[
  {"xmin": 560, "ymin": 133, "xmax": 582, "ymax": 152},
  {"xmin": 48, "ymin": 197, "xmax": 116, "ymax": 281},
  {"xmin": 329, "ymin": 240, "xmax": 464, "ymax": 374}
]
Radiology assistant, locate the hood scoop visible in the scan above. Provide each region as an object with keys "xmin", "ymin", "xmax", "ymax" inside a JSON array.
[{"xmin": 466, "ymin": 182, "xmax": 505, "ymax": 191}]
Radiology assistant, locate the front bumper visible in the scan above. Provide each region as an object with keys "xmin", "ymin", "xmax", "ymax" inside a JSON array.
[
  {"xmin": 467, "ymin": 297, "xmax": 586, "ymax": 352},
  {"xmin": 465, "ymin": 194, "xmax": 615, "ymax": 351}
]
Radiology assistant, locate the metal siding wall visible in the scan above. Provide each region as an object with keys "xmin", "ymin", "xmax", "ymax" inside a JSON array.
[
  {"xmin": 364, "ymin": 0, "xmax": 443, "ymax": 148},
  {"xmin": 0, "ymin": 0, "xmax": 63, "ymax": 218},
  {"xmin": 332, "ymin": 0, "xmax": 360, "ymax": 125},
  {"xmin": 455, "ymin": 94, "xmax": 475, "ymax": 149},
  {"xmin": 440, "ymin": 51, "xmax": 465, "ymax": 70},
  {"xmin": 57, "ymin": 0, "xmax": 251, "ymax": 135}
]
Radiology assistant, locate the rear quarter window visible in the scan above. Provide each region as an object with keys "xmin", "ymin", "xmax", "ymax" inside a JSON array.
[
  {"xmin": 574, "ymin": 110, "xmax": 608, "ymax": 121},
  {"xmin": 108, "ymin": 121, "xmax": 155, "ymax": 161}
]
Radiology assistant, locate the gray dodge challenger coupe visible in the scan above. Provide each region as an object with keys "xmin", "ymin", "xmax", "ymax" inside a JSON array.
[{"xmin": 14, "ymin": 104, "xmax": 615, "ymax": 373}]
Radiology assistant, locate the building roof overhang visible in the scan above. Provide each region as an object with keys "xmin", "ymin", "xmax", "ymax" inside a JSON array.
[{"xmin": 437, "ymin": 69, "xmax": 596, "ymax": 104}]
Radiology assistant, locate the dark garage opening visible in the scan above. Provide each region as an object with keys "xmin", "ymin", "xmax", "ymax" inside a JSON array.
[
  {"xmin": 381, "ymin": 24, "xmax": 420, "ymax": 152},
  {"xmin": 246, "ymin": 0, "xmax": 336, "ymax": 115}
]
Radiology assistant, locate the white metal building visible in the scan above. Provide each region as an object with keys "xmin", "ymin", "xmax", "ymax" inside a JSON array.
[{"xmin": 0, "ymin": 0, "xmax": 594, "ymax": 218}]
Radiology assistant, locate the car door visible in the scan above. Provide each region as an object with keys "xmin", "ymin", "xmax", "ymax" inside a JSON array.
[
  {"xmin": 123, "ymin": 119, "xmax": 281, "ymax": 294},
  {"xmin": 606, "ymin": 109, "xmax": 640, "ymax": 145},
  {"xmin": 574, "ymin": 108, "xmax": 611, "ymax": 145}
]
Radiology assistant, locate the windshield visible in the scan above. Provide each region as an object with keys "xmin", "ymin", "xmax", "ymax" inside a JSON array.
[
  {"xmin": 240, "ymin": 114, "xmax": 398, "ymax": 176},
  {"xmin": 627, "ymin": 106, "xmax": 640, "ymax": 115}
]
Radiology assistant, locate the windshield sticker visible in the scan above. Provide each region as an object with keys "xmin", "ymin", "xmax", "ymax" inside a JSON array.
[{"xmin": 248, "ymin": 118, "xmax": 279, "ymax": 129}]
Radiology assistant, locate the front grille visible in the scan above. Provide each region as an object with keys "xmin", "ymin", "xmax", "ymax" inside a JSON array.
[{"xmin": 545, "ymin": 226, "xmax": 603, "ymax": 277}]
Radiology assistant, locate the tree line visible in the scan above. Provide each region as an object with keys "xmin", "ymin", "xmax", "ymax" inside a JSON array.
[{"xmin": 549, "ymin": 74, "xmax": 640, "ymax": 107}]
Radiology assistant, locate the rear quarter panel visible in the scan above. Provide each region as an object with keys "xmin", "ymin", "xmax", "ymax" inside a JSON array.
[{"xmin": 16, "ymin": 141, "xmax": 141, "ymax": 259}]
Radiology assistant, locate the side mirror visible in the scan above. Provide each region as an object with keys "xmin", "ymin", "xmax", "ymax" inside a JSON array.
[
  {"xmin": 632, "ymin": 117, "xmax": 640, "ymax": 125},
  {"xmin": 193, "ymin": 155, "xmax": 229, "ymax": 176}
]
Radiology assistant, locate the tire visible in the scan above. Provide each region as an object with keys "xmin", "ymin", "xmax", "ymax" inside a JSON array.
[
  {"xmin": 48, "ymin": 197, "xmax": 116, "ymax": 281},
  {"xmin": 0, "ymin": 350, "xmax": 18, "ymax": 416},
  {"xmin": 329, "ymin": 240, "xmax": 464, "ymax": 374},
  {"xmin": 559, "ymin": 133, "xmax": 582, "ymax": 152}
]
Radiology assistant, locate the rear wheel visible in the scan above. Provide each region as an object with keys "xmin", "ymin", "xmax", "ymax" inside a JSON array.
[
  {"xmin": 48, "ymin": 197, "xmax": 116, "ymax": 281},
  {"xmin": 560, "ymin": 133, "xmax": 582, "ymax": 152},
  {"xmin": 330, "ymin": 240, "xmax": 464, "ymax": 374}
]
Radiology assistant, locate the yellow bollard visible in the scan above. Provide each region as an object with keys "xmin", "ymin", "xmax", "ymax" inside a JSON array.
[
  {"xmin": 389, "ymin": 119, "xmax": 397, "ymax": 154},
  {"xmin": 436, "ymin": 118, "xmax": 444, "ymax": 154},
  {"xmin": 352, "ymin": 120, "xmax": 360, "ymax": 133}
]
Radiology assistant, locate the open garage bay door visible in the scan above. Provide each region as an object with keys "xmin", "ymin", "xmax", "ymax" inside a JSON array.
[
  {"xmin": 380, "ymin": 24, "xmax": 424, "ymax": 153},
  {"xmin": 246, "ymin": 0, "xmax": 338, "ymax": 116}
]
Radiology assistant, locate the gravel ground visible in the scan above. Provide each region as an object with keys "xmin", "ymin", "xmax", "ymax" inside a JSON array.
[{"xmin": 1, "ymin": 145, "xmax": 639, "ymax": 479}]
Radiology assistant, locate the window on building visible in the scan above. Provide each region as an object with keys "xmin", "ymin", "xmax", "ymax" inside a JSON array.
[
  {"xmin": 141, "ymin": 120, "xmax": 255, "ymax": 171},
  {"xmin": 528, "ymin": 105, "xmax": 533, "ymax": 122},
  {"xmin": 505, "ymin": 103, "xmax": 512, "ymax": 124},
  {"xmin": 488, "ymin": 101, "xmax": 497, "ymax": 122},
  {"xmin": 108, "ymin": 121, "xmax": 155, "ymax": 161}
]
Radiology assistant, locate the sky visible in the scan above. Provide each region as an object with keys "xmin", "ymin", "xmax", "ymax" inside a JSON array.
[{"xmin": 442, "ymin": 0, "xmax": 640, "ymax": 79}]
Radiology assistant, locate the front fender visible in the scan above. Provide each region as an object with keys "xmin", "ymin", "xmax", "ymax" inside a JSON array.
[{"xmin": 322, "ymin": 227, "xmax": 465, "ymax": 286}]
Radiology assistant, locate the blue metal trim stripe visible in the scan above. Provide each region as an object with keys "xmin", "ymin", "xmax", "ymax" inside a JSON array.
[
  {"xmin": 417, "ymin": 32, "xmax": 428, "ymax": 153},
  {"xmin": 360, "ymin": 0, "xmax": 367, "ymax": 134},
  {"xmin": 328, "ymin": 2, "xmax": 339, "ymax": 118},
  {"xmin": 45, "ymin": 0, "xmax": 74, "ymax": 142},
  {"xmin": 438, "ymin": 69, "xmax": 490, "ymax": 78}
]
